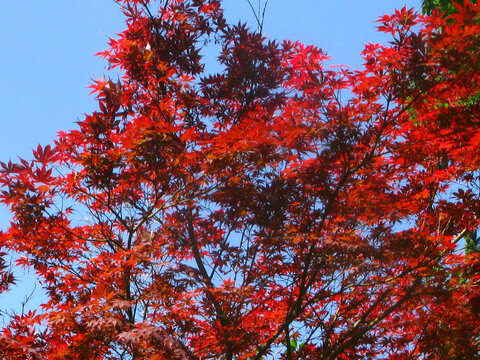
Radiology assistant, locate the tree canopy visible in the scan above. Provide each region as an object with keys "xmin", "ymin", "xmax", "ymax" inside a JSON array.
[
  {"xmin": 0, "ymin": 0, "xmax": 480, "ymax": 359},
  {"xmin": 422, "ymin": 0, "xmax": 478, "ymax": 15}
]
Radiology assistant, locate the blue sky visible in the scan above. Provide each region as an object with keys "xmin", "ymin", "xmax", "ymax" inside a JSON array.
[{"xmin": 0, "ymin": 0, "xmax": 420, "ymax": 315}]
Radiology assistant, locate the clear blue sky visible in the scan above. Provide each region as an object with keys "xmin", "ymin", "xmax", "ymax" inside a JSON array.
[{"xmin": 0, "ymin": 0, "xmax": 420, "ymax": 315}]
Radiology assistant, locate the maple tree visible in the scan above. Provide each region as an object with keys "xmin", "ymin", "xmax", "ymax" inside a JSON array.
[{"xmin": 0, "ymin": 0, "xmax": 480, "ymax": 358}]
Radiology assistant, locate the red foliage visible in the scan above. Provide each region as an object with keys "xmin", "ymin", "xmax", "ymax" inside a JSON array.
[{"xmin": 1, "ymin": 1, "xmax": 480, "ymax": 358}]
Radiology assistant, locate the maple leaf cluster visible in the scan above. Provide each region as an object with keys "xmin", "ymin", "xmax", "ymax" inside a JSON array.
[{"xmin": 0, "ymin": 0, "xmax": 480, "ymax": 359}]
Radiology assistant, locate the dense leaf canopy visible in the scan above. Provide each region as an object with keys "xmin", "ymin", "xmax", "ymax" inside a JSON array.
[{"xmin": 0, "ymin": 1, "xmax": 480, "ymax": 359}]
